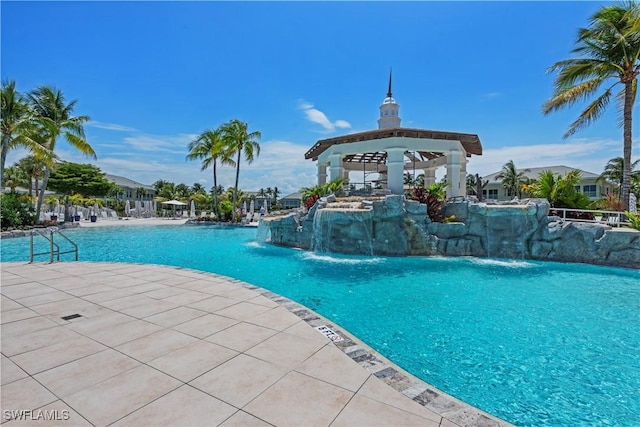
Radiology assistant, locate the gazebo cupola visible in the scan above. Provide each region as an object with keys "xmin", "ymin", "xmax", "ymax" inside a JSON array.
[
  {"xmin": 305, "ymin": 72, "xmax": 483, "ymax": 198},
  {"xmin": 378, "ymin": 69, "xmax": 401, "ymax": 129}
]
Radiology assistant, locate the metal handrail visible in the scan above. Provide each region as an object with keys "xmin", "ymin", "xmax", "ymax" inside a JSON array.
[{"xmin": 29, "ymin": 228, "xmax": 78, "ymax": 263}]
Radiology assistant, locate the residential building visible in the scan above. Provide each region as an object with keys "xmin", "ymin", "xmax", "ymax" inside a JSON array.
[
  {"xmin": 281, "ymin": 192, "xmax": 302, "ymax": 209},
  {"xmin": 481, "ymin": 165, "xmax": 612, "ymax": 201},
  {"xmin": 105, "ymin": 174, "xmax": 155, "ymax": 201}
]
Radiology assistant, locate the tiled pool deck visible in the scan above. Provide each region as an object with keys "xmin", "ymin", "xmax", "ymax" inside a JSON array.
[{"xmin": 1, "ymin": 262, "xmax": 511, "ymax": 426}]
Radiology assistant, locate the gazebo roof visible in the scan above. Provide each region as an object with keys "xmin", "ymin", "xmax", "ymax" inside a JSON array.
[{"xmin": 305, "ymin": 127, "xmax": 483, "ymax": 162}]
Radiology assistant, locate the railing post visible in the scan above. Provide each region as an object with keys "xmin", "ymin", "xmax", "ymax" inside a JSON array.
[
  {"xmin": 49, "ymin": 230, "xmax": 54, "ymax": 263},
  {"xmin": 29, "ymin": 232, "xmax": 34, "ymax": 263}
]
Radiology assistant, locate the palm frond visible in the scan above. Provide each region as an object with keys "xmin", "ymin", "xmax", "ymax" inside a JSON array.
[
  {"xmin": 563, "ymin": 90, "xmax": 612, "ymax": 138},
  {"xmin": 542, "ymin": 78, "xmax": 607, "ymax": 114}
]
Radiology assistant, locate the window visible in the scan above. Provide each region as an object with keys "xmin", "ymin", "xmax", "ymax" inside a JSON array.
[
  {"xmin": 583, "ymin": 185, "xmax": 597, "ymax": 198},
  {"xmin": 487, "ymin": 189, "xmax": 498, "ymax": 200}
]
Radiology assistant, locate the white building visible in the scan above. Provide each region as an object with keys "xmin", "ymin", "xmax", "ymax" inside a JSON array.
[{"xmin": 481, "ymin": 165, "xmax": 613, "ymax": 201}]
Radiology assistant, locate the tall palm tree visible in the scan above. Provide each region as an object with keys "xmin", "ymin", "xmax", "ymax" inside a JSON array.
[
  {"xmin": 220, "ymin": 119, "xmax": 261, "ymax": 222},
  {"xmin": 1, "ymin": 80, "xmax": 48, "ymax": 188},
  {"xmin": 543, "ymin": 1, "xmax": 640, "ymax": 210},
  {"xmin": 186, "ymin": 128, "xmax": 235, "ymax": 218},
  {"xmin": 496, "ymin": 160, "xmax": 530, "ymax": 198},
  {"xmin": 28, "ymin": 86, "xmax": 95, "ymax": 222}
]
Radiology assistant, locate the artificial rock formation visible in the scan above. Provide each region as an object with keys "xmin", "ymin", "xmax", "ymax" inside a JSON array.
[{"xmin": 261, "ymin": 195, "xmax": 639, "ymax": 269}]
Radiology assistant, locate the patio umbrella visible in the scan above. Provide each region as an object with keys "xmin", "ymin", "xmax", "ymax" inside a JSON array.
[
  {"xmin": 135, "ymin": 200, "xmax": 141, "ymax": 218},
  {"xmin": 190, "ymin": 200, "xmax": 196, "ymax": 218},
  {"xmin": 249, "ymin": 199, "xmax": 255, "ymax": 214},
  {"xmin": 630, "ymin": 193, "xmax": 637, "ymax": 214},
  {"xmin": 263, "ymin": 198, "xmax": 268, "ymax": 213},
  {"xmin": 125, "ymin": 200, "xmax": 131, "ymax": 217},
  {"xmin": 242, "ymin": 201, "xmax": 247, "ymax": 216}
]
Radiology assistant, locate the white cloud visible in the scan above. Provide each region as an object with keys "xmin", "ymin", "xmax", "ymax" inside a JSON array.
[
  {"xmin": 122, "ymin": 133, "xmax": 197, "ymax": 155},
  {"xmin": 87, "ymin": 121, "xmax": 138, "ymax": 132},
  {"xmin": 483, "ymin": 92, "xmax": 501, "ymax": 100},
  {"xmin": 465, "ymin": 138, "xmax": 630, "ymax": 178},
  {"xmin": 299, "ymin": 100, "xmax": 351, "ymax": 132}
]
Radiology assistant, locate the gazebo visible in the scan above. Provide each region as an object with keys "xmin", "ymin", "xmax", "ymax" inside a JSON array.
[{"xmin": 305, "ymin": 72, "xmax": 483, "ymax": 198}]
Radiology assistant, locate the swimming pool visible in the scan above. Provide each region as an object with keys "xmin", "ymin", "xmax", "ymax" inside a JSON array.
[{"xmin": 2, "ymin": 225, "xmax": 639, "ymax": 426}]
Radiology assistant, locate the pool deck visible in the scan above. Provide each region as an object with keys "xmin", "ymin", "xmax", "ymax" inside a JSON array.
[{"xmin": 1, "ymin": 262, "xmax": 511, "ymax": 427}]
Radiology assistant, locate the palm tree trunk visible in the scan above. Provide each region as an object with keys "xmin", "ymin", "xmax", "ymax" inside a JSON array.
[
  {"xmin": 232, "ymin": 149, "xmax": 241, "ymax": 222},
  {"xmin": 212, "ymin": 160, "xmax": 218, "ymax": 219},
  {"xmin": 0, "ymin": 136, "xmax": 9, "ymax": 190},
  {"xmin": 621, "ymin": 80, "xmax": 634, "ymax": 211},
  {"xmin": 35, "ymin": 166, "xmax": 51, "ymax": 224}
]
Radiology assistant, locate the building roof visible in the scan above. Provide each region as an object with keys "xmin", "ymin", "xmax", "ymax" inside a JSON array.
[
  {"xmin": 105, "ymin": 174, "xmax": 154, "ymax": 191},
  {"xmin": 483, "ymin": 165, "xmax": 600, "ymax": 184},
  {"xmin": 282, "ymin": 192, "xmax": 302, "ymax": 200},
  {"xmin": 305, "ymin": 127, "xmax": 482, "ymax": 162}
]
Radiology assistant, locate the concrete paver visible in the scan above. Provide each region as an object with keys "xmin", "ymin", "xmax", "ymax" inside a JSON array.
[{"xmin": 0, "ymin": 262, "xmax": 510, "ymax": 427}]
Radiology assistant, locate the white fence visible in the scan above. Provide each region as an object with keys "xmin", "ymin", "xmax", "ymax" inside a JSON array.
[{"xmin": 549, "ymin": 208, "xmax": 627, "ymax": 227}]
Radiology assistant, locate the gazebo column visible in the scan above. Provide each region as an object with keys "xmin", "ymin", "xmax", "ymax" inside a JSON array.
[
  {"xmin": 317, "ymin": 162, "xmax": 327, "ymax": 186},
  {"xmin": 423, "ymin": 168, "xmax": 436, "ymax": 187},
  {"xmin": 446, "ymin": 150, "xmax": 463, "ymax": 198},
  {"xmin": 459, "ymin": 157, "xmax": 468, "ymax": 195},
  {"xmin": 328, "ymin": 154, "xmax": 344, "ymax": 182},
  {"xmin": 386, "ymin": 148, "xmax": 405, "ymax": 195}
]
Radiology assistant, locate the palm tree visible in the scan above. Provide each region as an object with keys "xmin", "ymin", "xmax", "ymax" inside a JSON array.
[
  {"xmin": 17, "ymin": 155, "xmax": 46, "ymax": 197},
  {"xmin": 3, "ymin": 165, "xmax": 29, "ymax": 192},
  {"xmin": 135, "ymin": 186, "xmax": 146, "ymax": 202},
  {"xmin": 220, "ymin": 119, "xmax": 261, "ymax": 222},
  {"xmin": 28, "ymin": 86, "xmax": 95, "ymax": 222},
  {"xmin": 597, "ymin": 156, "xmax": 640, "ymax": 197},
  {"xmin": 1, "ymin": 80, "xmax": 48, "ymax": 188},
  {"xmin": 543, "ymin": 2, "xmax": 640, "ymax": 210},
  {"xmin": 272, "ymin": 186, "xmax": 280, "ymax": 207},
  {"xmin": 496, "ymin": 160, "xmax": 530, "ymax": 198},
  {"xmin": 186, "ymin": 128, "xmax": 235, "ymax": 218}
]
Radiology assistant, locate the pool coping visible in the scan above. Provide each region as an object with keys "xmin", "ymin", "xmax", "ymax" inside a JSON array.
[{"xmin": 180, "ymin": 265, "xmax": 514, "ymax": 427}]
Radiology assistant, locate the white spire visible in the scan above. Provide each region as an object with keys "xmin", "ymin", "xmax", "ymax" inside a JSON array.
[{"xmin": 378, "ymin": 68, "xmax": 401, "ymax": 129}]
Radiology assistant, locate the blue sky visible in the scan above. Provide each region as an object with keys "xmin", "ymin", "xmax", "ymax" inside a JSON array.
[{"xmin": 2, "ymin": 1, "xmax": 638, "ymax": 195}]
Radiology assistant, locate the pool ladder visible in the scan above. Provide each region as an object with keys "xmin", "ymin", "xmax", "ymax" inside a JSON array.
[{"xmin": 29, "ymin": 229, "xmax": 78, "ymax": 263}]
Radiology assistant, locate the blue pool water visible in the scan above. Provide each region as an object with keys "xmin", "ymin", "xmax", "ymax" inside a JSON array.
[{"xmin": 2, "ymin": 225, "xmax": 639, "ymax": 426}]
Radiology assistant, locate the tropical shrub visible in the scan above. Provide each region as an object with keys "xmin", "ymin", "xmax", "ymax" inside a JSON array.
[
  {"xmin": 524, "ymin": 170, "xmax": 591, "ymax": 208},
  {"xmin": 1, "ymin": 193, "xmax": 36, "ymax": 229},
  {"xmin": 625, "ymin": 211, "xmax": 640, "ymax": 231},
  {"xmin": 408, "ymin": 183, "xmax": 447, "ymax": 222},
  {"xmin": 301, "ymin": 178, "xmax": 347, "ymax": 209},
  {"xmin": 217, "ymin": 200, "xmax": 233, "ymax": 221}
]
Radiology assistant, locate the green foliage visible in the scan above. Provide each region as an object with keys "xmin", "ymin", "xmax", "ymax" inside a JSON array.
[
  {"xmin": 301, "ymin": 178, "xmax": 347, "ymax": 200},
  {"xmin": 0, "ymin": 192, "xmax": 35, "ymax": 229},
  {"xmin": 496, "ymin": 160, "xmax": 529, "ymax": 198},
  {"xmin": 3, "ymin": 165, "xmax": 29, "ymax": 191},
  {"xmin": 624, "ymin": 211, "xmax": 640, "ymax": 230},
  {"xmin": 524, "ymin": 170, "xmax": 591, "ymax": 208},
  {"xmin": 408, "ymin": 183, "xmax": 448, "ymax": 222},
  {"xmin": 217, "ymin": 200, "xmax": 233, "ymax": 221},
  {"xmin": 47, "ymin": 162, "xmax": 114, "ymax": 197}
]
